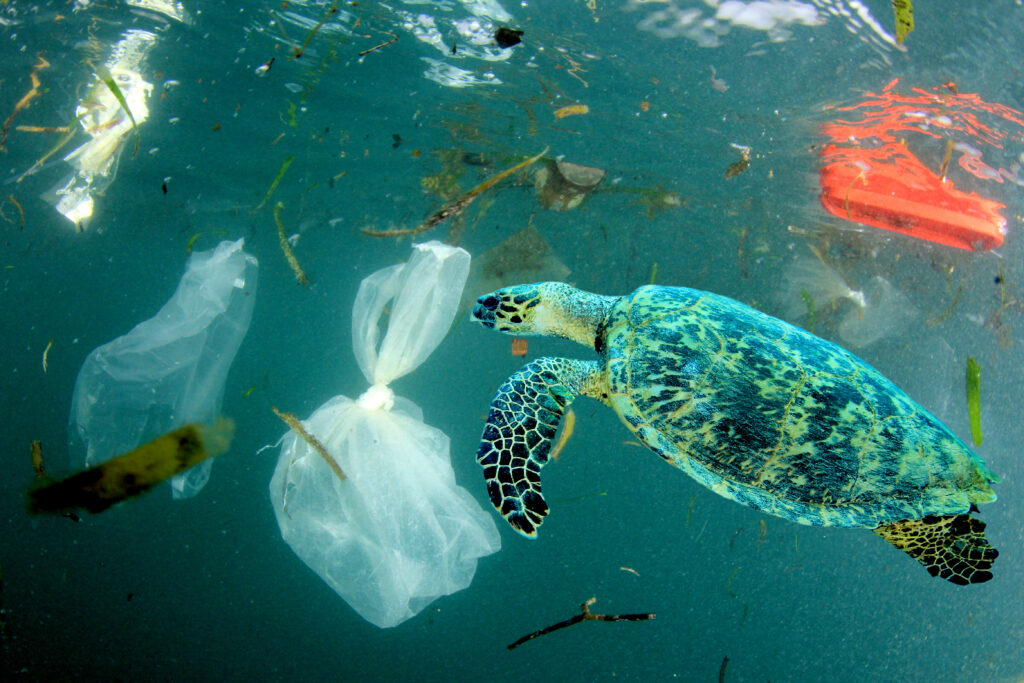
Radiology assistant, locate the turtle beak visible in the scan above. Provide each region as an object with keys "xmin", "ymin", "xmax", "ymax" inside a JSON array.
[{"xmin": 471, "ymin": 294, "xmax": 500, "ymax": 328}]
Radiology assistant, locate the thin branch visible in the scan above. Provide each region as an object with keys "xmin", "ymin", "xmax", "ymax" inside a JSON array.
[{"xmin": 507, "ymin": 597, "xmax": 655, "ymax": 650}]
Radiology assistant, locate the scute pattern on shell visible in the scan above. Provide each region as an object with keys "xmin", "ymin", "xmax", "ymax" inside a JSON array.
[{"xmin": 602, "ymin": 286, "xmax": 997, "ymax": 529}]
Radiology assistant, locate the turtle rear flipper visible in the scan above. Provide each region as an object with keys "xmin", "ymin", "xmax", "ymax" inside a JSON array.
[
  {"xmin": 477, "ymin": 357, "xmax": 599, "ymax": 537},
  {"xmin": 874, "ymin": 514, "xmax": 998, "ymax": 585}
]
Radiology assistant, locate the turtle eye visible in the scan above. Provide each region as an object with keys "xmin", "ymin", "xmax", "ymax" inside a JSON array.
[{"xmin": 479, "ymin": 295, "xmax": 500, "ymax": 310}]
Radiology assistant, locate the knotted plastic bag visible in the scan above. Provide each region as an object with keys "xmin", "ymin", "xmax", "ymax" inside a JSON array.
[
  {"xmin": 270, "ymin": 241, "xmax": 500, "ymax": 629},
  {"xmin": 69, "ymin": 239, "xmax": 257, "ymax": 498}
]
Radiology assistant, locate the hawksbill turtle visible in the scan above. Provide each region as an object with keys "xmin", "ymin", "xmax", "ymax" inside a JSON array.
[{"xmin": 471, "ymin": 282, "xmax": 999, "ymax": 585}]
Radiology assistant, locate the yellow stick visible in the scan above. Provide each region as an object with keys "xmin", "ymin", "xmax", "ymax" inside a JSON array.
[{"xmin": 549, "ymin": 408, "xmax": 576, "ymax": 460}]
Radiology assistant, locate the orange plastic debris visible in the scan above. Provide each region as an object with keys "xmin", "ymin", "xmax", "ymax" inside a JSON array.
[
  {"xmin": 818, "ymin": 79, "xmax": 1024, "ymax": 251},
  {"xmin": 820, "ymin": 144, "xmax": 1006, "ymax": 251},
  {"xmin": 511, "ymin": 338, "xmax": 528, "ymax": 356}
]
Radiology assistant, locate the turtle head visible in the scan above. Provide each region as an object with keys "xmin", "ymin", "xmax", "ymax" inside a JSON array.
[{"xmin": 471, "ymin": 282, "xmax": 615, "ymax": 349}]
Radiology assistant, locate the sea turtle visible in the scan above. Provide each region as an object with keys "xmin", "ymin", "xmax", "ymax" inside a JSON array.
[{"xmin": 471, "ymin": 282, "xmax": 999, "ymax": 585}]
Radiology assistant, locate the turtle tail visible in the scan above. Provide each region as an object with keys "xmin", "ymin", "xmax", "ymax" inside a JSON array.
[
  {"xmin": 476, "ymin": 357, "xmax": 596, "ymax": 537},
  {"xmin": 874, "ymin": 510, "xmax": 997, "ymax": 585}
]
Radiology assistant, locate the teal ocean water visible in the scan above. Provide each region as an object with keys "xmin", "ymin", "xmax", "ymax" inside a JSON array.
[{"xmin": 2, "ymin": 1, "xmax": 1023, "ymax": 680}]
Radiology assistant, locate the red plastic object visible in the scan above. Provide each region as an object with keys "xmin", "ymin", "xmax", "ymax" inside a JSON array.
[
  {"xmin": 819, "ymin": 143, "xmax": 1006, "ymax": 251},
  {"xmin": 818, "ymin": 79, "xmax": 1022, "ymax": 251}
]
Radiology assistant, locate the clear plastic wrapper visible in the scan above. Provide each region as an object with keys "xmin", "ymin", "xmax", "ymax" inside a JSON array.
[
  {"xmin": 270, "ymin": 241, "xmax": 500, "ymax": 629},
  {"xmin": 69, "ymin": 239, "xmax": 257, "ymax": 498}
]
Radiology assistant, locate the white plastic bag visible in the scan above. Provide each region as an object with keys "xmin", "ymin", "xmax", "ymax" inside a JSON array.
[
  {"xmin": 69, "ymin": 239, "xmax": 257, "ymax": 498},
  {"xmin": 270, "ymin": 241, "xmax": 500, "ymax": 629}
]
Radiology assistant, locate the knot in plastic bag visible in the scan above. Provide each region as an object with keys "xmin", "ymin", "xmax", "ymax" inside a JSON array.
[{"xmin": 356, "ymin": 383, "xmax": 395, "ymax": 412}]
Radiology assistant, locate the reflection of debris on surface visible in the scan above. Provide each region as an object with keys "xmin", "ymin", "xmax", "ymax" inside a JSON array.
[
  {"xmin": 494, "ymin": 27, "xmax": 523, "ymax": 48},
  {"xmin": 535, "ymin": 159, "xmax": 605, "ymax": 211},
  {"xmin": 28, "ymin": 419, "xmax": 233, "ymax": 515},
  {"xmin": 507, "ymin": 597, "xmax": 655, "ymax": 651},
  {"xmin": 837, "ymin": 275, "xmax": 917, "ymax": 348},
  {"xmin": 819, "ymin": 79, "xmax": 1024, "ymax": 251},
  {"xmin": 45, "ymin": 29, "xmax": 157, "ymax": 231}
]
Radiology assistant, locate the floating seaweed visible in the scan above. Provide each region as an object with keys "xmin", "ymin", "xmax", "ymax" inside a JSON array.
[
  {"xmin": 292, "ymin": 1, "xmax": 339, "ymax": 59},
  {"xmin": 95, "ymin": 64, "xmax": 140, "ymax": 158},
  {"xmin": 272, "ymin": 202, "xmax": 309, "ymax": 285},
  {"xmin": 254, "ymin": 155, "xmax": 295, "ymax": 212},
  {"xmin": 966, "ymin": 357, "xmax": 982, "ymax": 446},
  {"xmin": 892, "ymin": 0, "xmax": 914, "ymax": 45}
]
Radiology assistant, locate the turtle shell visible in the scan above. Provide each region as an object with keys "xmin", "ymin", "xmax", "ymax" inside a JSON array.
[{"xmin": 599, "ymin": 285, "xmax": 997, "ymax": 528}]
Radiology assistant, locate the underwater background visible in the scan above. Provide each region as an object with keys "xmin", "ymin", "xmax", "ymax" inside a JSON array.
[{"xmin": 2, "ymin": 0, "xmax": 1024, "ymax": 680}]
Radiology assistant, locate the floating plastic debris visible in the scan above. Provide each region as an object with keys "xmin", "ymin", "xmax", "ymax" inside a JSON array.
[{"xmin": 819, "ymin": 78, "xmax": 1024, "ymax": 251}]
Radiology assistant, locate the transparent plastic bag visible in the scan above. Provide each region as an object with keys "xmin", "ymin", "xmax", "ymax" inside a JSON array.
[
  {"xmin": 69, "ymin": 239, "xmax": 257, "ymax": 498},
  {"xmin": 270, "ymin": 241, "xmax": 500, "ymax": 629}
]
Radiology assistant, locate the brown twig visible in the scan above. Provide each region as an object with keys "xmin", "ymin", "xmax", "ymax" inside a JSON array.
[
  {"xmin": 272, "ymin": 407, "xmax": 346, "ymax": 481},
  {"xmin": 507, "ymin": 597, "xmax": 655, "ymax": 650},
  {"xmin": 363, "ymin": 146, "xmax": 548, "ymax": 238},
  {"xmin": 358, "ymin": 34, "xmax": 398, "ymax": 57},
  {"xmin": 4, "ymin": 194, "xmax": 25, "ymax": 230}
]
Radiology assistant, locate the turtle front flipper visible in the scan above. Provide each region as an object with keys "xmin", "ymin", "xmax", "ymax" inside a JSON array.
[
  {"xmin": 874, "ymin": 513, "xmax": 998, "ymax": 585},
  {"xmin": 477, "ymin": 357, "xmax": 600, "ymax": 537}
]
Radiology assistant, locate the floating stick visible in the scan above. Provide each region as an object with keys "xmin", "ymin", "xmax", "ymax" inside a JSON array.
[
  {"xmin": 358, "ymin": 34, "xmax": 398, "ymax": 57},
  {"xmin": 363, "ymin": 147, "xmax": 548, "ymax": 237},
  {"xmin": 507, "ymin": 597, "xmax": 655, "ymax": 650},
  {"xmin": 28, "ymin": 420, "xmax": 233, "ymax": 515}
]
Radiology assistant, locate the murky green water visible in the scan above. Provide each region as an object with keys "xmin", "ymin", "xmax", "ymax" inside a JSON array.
[{"xmin": 2, "ymin": 1, "xmax": 1023, "ymax": 680}]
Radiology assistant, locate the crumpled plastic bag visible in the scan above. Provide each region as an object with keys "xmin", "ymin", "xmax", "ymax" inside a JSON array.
[
  {"xmin": 69, "ymin": 239, "xmax": 257, "ymax": 498},
  {"xmin": 270, "ymin": 241, "xmax": 500, "ymax": 629}
]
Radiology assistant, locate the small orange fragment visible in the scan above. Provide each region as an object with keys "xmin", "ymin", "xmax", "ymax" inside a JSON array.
[
  {"xmin": 640, "ymin": 101, "xmax": 650, "ymax": 112},
  {"xmin": 511, "ymin": 338, "xmax": 528, "ymax": 356}
]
